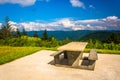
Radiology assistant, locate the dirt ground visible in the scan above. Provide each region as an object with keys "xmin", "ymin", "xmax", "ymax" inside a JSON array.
[{"xmin": 0, "ymin": 50, "xmax": 120, "ymax": 80}]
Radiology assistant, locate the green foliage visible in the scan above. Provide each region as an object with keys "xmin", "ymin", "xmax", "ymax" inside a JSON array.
[
  {"xmin": 87, "ymin": 39, "xmax": 94, "ymax": 48},
  {"xmin": 42, "ymin": 29, "xmax": 48, "ymax": 40},
  {"xmin": 87, "ymin": 39, "xmax": 120, "ymax": 50},
  {"xmin": 79, "ymin": 31, "xmax": 120, "ymax": 42},
  {"xmin": 94, "ymin": 40, "xmax": 103, "ymax": 49},
  {"xmin": 0, "ymin": 17, "xmax": 13, "ymax": 39},
  {"xmin": 62, "ymin": 37, "xmax": 70, "ymax": 44},
  {"xmin": 107, "ymin": 32, "xmax": 120, "ymax": 44},
  {"xmin": 1, "ymin": 36, "xmax": 41, "ymax": 47},
  {"xmin": 0, "ymin": 35, "xmax": 70, "ymax": 47},
  {"xmin": 0, "ymin": 34, "xmax": 119, "ymax": 51},
  {"xmin": 84, "ymin": 49, "xmax": 120, "ymax": 54}
]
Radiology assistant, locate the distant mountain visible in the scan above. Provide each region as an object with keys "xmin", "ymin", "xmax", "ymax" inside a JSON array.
[
  {"xmin": 27, "ymin": 30, "xmax": 93, "ymax": 40},
  {"xmin": 27, "ymin": 30, "xmax": 120, "ymax": 41},
  {"xmin": 79, "ymin": 30, "xmax": 120, "ymax": 42}
]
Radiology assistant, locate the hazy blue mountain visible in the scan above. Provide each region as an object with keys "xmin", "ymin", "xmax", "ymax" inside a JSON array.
[
  {"xmin": 27, "ymin": 30, "xmax": 120, "ymax": 41},
  {"xmin": 27, "ymin": 30, "xmax": 93, "ymax": 40}
]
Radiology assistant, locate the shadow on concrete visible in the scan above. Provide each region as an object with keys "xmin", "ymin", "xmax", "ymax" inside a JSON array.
[
  {"xmin": 48, "ymin": 60, "xmax": 55, "ymax": 65},
  {"xmin": 48, "ymin": 58, "xmax": 69, "ymax": 66},
  {"xmin": 48, "ymin": 56, "xmax": 95, "ymax": 70}
]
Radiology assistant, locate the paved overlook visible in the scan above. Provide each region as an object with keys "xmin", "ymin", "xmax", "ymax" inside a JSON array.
[{"xmin": 0, "ymin": 50, "xmax": 120, "ymax": 80}]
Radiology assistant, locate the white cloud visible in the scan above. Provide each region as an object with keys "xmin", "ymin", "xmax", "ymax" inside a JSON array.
[
  {"xmin": 77, "ymin": 19, "xmax": 99, "ymax": 23},
  {"xmin": 57, "ymin": 18, "xmax": 75, "ymax": 28},
  {"xmin": 106, "ymin": 16, "xmax": 118, "ymax": 20},
  {"xmin": 0, "ymin": 0, "xmax": 36, "ymax": 6},
  {"xmin": 70, "ymin": 0, "xmax": 85, "ymax": 8},
  {"xmin": 0, "ymin": 16, "xmax": 120, "ymax": 31},
  {"xmin": 20, "ymin": 22, "xmax": 46, "ymax": 31},
  {"xmin": 0, "ymin": 23, "xmax": 2, "ymax": 29}
]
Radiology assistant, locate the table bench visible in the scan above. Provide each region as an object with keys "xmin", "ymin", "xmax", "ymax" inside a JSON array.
[
  {"xmin": 88, "ymin": 49, "xmax": 98, "ymax": 70},
  {"xmin": 88, "ymin": 49, "xmax": 98, "ymax": 60},
  {"xmin": 79, "ymin": 49, "xmax": 98, "ymax": 70}
]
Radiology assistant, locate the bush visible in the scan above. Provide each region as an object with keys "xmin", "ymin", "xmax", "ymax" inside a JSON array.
[
  {"xmin": 0, "ymin": 36, "xmax": 41, "ymax": 47},
  {"xmin": 87, "ymin": 40, "xmax": 120, "ymax": 50}
]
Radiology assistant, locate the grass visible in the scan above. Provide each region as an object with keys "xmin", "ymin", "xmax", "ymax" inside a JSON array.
[
  {"xmin": 0, "ymin": 46, "xmax": 41, "ymax": 65},
  {"xmin": 0, "ymin": 46, "xmax": 57, "ymax": 65},
  {"xmin": 84, "ymin": 48, "xmax": 120, "ymax": 54},
  {"xmin": 0, "ymin": 46, "xmax": 119, "ymax": 65}
]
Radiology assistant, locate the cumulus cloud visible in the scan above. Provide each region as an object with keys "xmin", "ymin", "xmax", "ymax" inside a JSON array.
[
  {"xmin": 0, "ymin": 23, "xmax": 2, "ymax": 29},
  {"xmin": 0, "ymin": 16, "xmax": 120, "ymax": 31},
  {"xmin": 106, "ymin": 16, "xmax": 118, "ymax": 20},
  {"xmin": 57, "ymin": 18, "xmax": 75, "ymax": 28},
  {"xmin": 70, "ymin": 0, "xmax": 85, "ymax": 8},
  {"xmin": 0, "ymin": 0, "xmax": 36, "ymax": 6}
]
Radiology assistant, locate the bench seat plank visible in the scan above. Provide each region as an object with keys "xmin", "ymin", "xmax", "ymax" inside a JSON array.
[{"xmin": 88, "ymin": 49, "xmax": 98, "ymax": 60}]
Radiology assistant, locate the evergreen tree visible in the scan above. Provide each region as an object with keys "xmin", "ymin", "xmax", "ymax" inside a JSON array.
[
  {"xmin": 16, "ymin": 28, "xmax": 21, "ymax": 37},
  {"xmin": 42, "ymin": 29, "xmax": 48, "ymax": 40},
  {"xmin": 0, "ymin": 16, "xmax": 13, "ymax": 39},
  {"xmin": 33, "ymin": 31, "xmax": 39, "ymax": 37},
  {"xmin": 22, "ymin": 27, "xmax": 27, "ymax": 36}
]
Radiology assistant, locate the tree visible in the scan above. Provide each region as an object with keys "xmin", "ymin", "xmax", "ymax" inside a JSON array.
[
  {"xmin": 51, "ymin": 35, "xmax": 56, "ymax": 42},
  {"xmin": 88, "ymin": 39, "xmax": 94, "ymax": 48},
  {"xmin": 107, "ymin": 32, "xmax": 120, "ymax": 44},
  {"xmin": 94, "ymin": 40, "xmax": 102, "ymax": 49},
  {"xmin": 42, "ymin": 29, "xmax": 48, "ymax": 40},
  {"xmin": 0, "ymin": 16, "xmax": 13, "ymax": 39},
  {"xmin": 22, "ymin": 27, "xmax": 27, "ymax": 36},
  {"xmin": 33, "ymin": 31, "xmax": 39, "ymax": 37},
  {"xmin": 16, "ymin": 28, "xmax": 21, "ymax": 37},
  {"xmin": 63, "ymin": 37, "xmax": 70, "ymax": 44}
]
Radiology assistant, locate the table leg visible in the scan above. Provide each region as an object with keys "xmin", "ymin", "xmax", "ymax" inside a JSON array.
[
  {"xmin": 54, "ymin": 55, "xmax": 60, "ymax": 64},
  {"xmin": 64, "ymin": 51, "xmax": 68, "ymax": 59}
]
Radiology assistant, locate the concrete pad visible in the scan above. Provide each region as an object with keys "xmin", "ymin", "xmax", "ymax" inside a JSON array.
[{"xmin": 0, "ymin": 50, "xmax": 120, "ymax": 80}]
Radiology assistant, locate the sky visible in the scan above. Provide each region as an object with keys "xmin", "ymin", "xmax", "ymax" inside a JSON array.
[{"xmin": 0, "ymin": 0, "xmax": 120, "ymax": 31}]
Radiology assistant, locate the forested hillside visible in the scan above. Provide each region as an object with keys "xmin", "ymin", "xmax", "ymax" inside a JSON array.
[{"xmin": 79, "ymin": 31, "xmax": 120, "ymax": 42}]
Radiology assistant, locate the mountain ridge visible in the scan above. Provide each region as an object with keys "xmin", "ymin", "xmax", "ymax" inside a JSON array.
[{"xmin": 26, "ymin": 30, "xmax": 120, "ymax": 41}]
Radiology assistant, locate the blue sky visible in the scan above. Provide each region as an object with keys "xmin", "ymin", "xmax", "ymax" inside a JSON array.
[{"xmin": 0, "ymin": 0, "xmax": 120, "ymax": 31}]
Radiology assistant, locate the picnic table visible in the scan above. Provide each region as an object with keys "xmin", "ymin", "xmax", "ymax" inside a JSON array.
[{"xmin": 54, "ymin": 42, "xmax": 88, "ymax": 67}]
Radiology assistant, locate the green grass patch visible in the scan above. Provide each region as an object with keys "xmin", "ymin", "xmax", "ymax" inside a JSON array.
[
  {"xmin": 0, "ymin": 46, "xmax": 119, "ymax": 65},
  {"xmin": 84, "ymin": 48, "xmax": 120, "ymax": 54},
  {"xmin": 38, "ymin": 47, "xmax": 58, "ymax": 51},
  {"xmin": 0, "ymin": 46, "xmax": 41, "ymax": 65},
  {"xmin": 0, "ymin": 46, "xmax": 58, "ymax": 65}
]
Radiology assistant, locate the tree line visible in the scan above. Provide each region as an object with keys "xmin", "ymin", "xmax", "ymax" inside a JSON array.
[
  {"xmin": 0, "ymin": 17, "xmax": 70, "ymax": 47},
  {"xmin": 0, "ymin": 17, "xmax": 120, "ymax": 50},
  {"xmin": 0, "ymin": 17, "xmax": 51, "ymax": 41}
]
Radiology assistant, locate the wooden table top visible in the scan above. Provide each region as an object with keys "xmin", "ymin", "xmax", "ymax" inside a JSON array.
[{"xmin": 57, "ymin": 42, "xmax": 88, "ymax": 52}]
